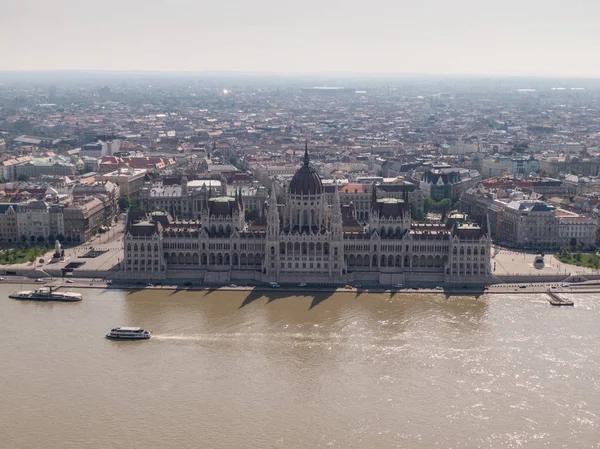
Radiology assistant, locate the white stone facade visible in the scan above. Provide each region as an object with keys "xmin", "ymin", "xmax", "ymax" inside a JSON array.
[{"xmin": 123, "ymin": 151, "xmax": 492, "ymax": 286}]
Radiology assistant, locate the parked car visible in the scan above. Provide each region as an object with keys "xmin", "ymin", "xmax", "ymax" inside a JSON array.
[
  {"xmin": 229, "ymin": 283, "xmax": 237, "ymax": 288},
  {"xmin": 435, "ymin": 286, "xmax": 444, "ymax": 291},
  {"xmin": 298, "ymin": 283, "xmax": 307, "ymax": 287},
  {"xmin": 106, "ymin": 280, "xmax": 113, "ymax": 285},
  {"xmin": 66, "ymin": 279, "xmax": 74, "ymax": 284},
  {"xmin": 394, "ymin": 284, "xmax": 403, "ymax": 288},
  {"xmin": 35, "ymin": 278, "xmax": 43, "ymax": 283}
]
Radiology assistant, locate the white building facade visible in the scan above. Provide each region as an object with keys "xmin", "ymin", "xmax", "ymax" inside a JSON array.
[{"xmin": 123, "ymin": 149, "xmax": 492, "ymax": 286}]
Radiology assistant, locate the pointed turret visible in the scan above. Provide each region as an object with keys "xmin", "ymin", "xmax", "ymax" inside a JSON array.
[
  {"xmin": 181, "ymin": 175, "xmax": 188, "ymax": 195},
  {"xmin": 370, "ymin": 182, "xmax": 378, "ymax": 210},
  {"xmin": 303, "ymin": 140, "xmax": 309, "ymax": 167},
  {"xmin": 238, "ymin": 187, "xmax": 244, "ymax": 209},
  {"xmin": 331, "ymin": 184, "xmax": 343, "ymax": 236},
  {"xmin": 267, "ymin": 191, "xmax": 279, "ymax": 236}
]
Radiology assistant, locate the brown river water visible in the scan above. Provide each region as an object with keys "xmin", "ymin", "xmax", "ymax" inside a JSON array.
[{"xmin": 1, "ymin": 286, "xmax": 599, "ymax": 448}]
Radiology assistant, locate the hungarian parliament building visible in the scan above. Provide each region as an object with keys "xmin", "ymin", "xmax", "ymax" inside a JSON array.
[{"xmin": 122, "ymin": 150, "xmax": 491, "ymax": 286}]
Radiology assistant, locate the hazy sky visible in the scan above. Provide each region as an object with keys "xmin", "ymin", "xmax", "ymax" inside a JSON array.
[{"xmin": 2, "ymin": 0, "xmax": 599, "ymax": 76}]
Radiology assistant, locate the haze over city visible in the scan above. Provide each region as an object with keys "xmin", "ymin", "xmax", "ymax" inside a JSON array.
[
  {"xmin": 5, "ymin": 2, "xmax": 600, "ymax": 448},
  {"xmin": 2, "ymin": 0, "xmax": 600, "ymax": 77}
]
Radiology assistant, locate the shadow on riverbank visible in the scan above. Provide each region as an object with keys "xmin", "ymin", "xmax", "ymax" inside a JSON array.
[{"xmin": 237, "ymin": 288, "xmax": 338, "ymax": 310}]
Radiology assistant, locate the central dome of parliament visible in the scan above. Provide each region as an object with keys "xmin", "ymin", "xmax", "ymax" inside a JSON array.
[{"xmin": 289, "ymin": 146, "xmax": 323, "ymax": 195}]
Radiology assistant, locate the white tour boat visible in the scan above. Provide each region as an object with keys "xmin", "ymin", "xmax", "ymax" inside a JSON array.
[
  {"xmin": 9, "ymin": 287, "xmax": 82, "ymax": 302},
  {"xmin": 105, "ymin": 327, "xmax": 151, "ymax": 340}
]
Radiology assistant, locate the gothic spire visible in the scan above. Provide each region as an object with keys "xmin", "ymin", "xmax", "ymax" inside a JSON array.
[
  {"xmin": 303, "ymin": 140, "xmax": 309, "ymax": 167},
  {"xmin": 370, "ymin": 182, "xmax": 377, "ymax": 210}
]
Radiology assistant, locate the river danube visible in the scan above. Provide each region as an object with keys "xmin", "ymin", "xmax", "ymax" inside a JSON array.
[{"xmin": 1, "ymin": 286, "xmax": 599, "ymax": 448}]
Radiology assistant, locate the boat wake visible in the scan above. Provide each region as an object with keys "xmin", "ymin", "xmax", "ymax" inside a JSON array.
[{"xmin": 152, "ymin": 334, "xmax": 208, "ymax": 342}]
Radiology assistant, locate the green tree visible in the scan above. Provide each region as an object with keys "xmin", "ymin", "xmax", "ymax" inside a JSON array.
[
  {"xmin": 423, "ymin": 197, "xmax": 433, "ymax": 214},
  {"xmin": 17, "ymin": 174, "xmax": 29, "ymax": 182},
  {"xmin": 574, "ymin": 252, "xmax": 583, "ymax": 263},
  {"xmin": 118, "ymin": 197, "xmax": 130, "ymax": 212},
  {"xmin": 438, "ymin": 198, "xmax": 453, "ymax": 211}
]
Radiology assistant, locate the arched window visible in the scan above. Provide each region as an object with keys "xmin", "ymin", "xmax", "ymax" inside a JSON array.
[
  {"xmin": 324, "ymin": 243, "xmax": 329, "ymax": 255},
  {"xmin": 301, "ymin": 242, "xmax": 307, "ymax": 255},
  {"xmin": 280, "ymin": 242, "xmax": 286, "ymax": 254},
  {"xmin": 270, "ymin": 246, "xmax": 275, "ymax": 255},
  {"xmin": 460, "ymin": 247, "xmax": 464, "ymax": 255}
]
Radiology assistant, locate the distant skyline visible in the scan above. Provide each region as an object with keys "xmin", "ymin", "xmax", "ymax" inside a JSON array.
[{"xmin": 2, "ymin": 0, "xmax": 600, "ymax": 77}]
